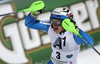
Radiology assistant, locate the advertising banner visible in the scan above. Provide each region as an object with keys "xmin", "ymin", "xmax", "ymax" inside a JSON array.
[{"xmin": 0, "ymin": 0, "xmax": 100, "ymax": 64}]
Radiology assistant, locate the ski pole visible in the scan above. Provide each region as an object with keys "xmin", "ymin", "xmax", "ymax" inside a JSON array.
[
  {"xmin": 0, "ymin": 1, "xmax": 45, "ymax": 16},
  {"xmin": 78, "ymin": 33, "xmax": 100, "ymax": 55},
  {"xmin": 62, "ymin": 18, "xmax": 100, "ymax": 55},
  {"xmin": 82, "ymin": 37, "xmax": 100, "ymax": 55}
]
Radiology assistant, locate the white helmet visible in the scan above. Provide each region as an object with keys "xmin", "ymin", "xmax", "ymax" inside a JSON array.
[{"xmin": 50, "ymin": 7, "xmax": 73, "ymax": 20}]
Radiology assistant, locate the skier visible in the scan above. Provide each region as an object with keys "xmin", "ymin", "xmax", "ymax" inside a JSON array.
[{"xmin": 25, "ymin": 5, "xmax": 94, "ymax": 64}]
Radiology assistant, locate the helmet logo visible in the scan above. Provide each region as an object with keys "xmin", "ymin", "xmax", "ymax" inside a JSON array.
[
  {"xmin": 69, "ymin": 13, "xmax": 72, "ymax": 17},
  {"xmin": 66, "ymin": 13, "xmax": 72, "ymax": 17},
  {"xmin": 53, "ymin": 14, "xmax": 55, "ymax": 16}
]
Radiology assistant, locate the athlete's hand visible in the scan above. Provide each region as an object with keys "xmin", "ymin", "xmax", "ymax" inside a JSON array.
[
  {"xmin": 62, "ymin": 18, "xmax": 79, "ymax": 35},
  {"xmin": 30, "ymin": 1, "xmax": 45, "ymax": 17}
]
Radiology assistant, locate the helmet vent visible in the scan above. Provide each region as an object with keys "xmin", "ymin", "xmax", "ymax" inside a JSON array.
[
  {"xmin": 63, "ymin": 8, "xmax": 66, "ymax": 10},
  {"xmin": 67, "ymin": 10, "xmax": 69, "ymax": 12}
]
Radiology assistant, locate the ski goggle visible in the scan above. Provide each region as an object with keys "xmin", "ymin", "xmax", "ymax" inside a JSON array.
[{"xmin": 50, "ymin": 18, "xmax": 63, "ymax": 26}]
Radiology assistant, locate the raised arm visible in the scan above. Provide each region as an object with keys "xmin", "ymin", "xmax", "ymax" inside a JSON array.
[
  {"xmin": 62, "ymin": 18, "xmax": 94, "ymax": 46},
  {"xmin": 25, "ymin": 1, "xmax": 51, "ymax": 33},
  {"xmin": 25, "ymin": 13, "xmax": 50, "ymax": 33},
  {"xmin": 73, "ymin": 28, "xmax": 94, "ymax": 46}
]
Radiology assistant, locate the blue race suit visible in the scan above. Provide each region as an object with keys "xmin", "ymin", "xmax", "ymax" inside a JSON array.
[{"xmin": 25, "ymin": 13, "xmax": 94, "ymax": 64}]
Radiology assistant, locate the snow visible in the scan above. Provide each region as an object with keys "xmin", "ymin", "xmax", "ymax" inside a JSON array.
[{"xmin": 78, "ymin": 44, "xmax": 100, "ymax": 64}]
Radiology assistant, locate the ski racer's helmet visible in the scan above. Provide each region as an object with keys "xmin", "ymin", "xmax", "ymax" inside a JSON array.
[{"xmin": 50, "ymin": 7, "xmax": 73, "ymax": 26}]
